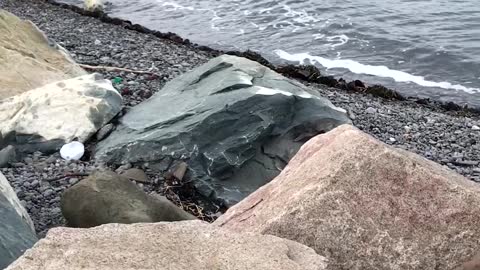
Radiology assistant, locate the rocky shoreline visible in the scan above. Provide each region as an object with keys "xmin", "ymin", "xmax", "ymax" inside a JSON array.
[
  {"xmin": 15, "ymin": 0, "xmax": 480, "ymax": 115},
  {"xmin": 2, "ymin": 0, "xmax": 480, "ymax": 269},
  {"xmin": 1, "ymin": 0, "xmax": 480, "ymax": 240}
]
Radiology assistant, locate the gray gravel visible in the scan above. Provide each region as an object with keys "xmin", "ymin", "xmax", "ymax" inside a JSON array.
[
  {"xmin": 0, "ymin": 152, "xmax": 99, "ymax": 236},
  {"xmin": 312, "ymin": 83, "xmax": 480, "ymax": 181},
  {"xmin": 1, "ymin": 0, "xmax": 480, "ymax": 236}
]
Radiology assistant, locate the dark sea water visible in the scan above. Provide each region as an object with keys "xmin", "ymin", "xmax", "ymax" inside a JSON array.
[{"xmin": 62, "ymin": 0, "xmax": 480, "ymax": 107}]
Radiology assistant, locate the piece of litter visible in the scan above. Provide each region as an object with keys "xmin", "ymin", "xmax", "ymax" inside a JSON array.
[
  {"xmin": 389, "ymin": 138, "xmax": 396, "ymax": 142},
  {"xmin": 112, "ymin": 77, "xmax": 123, "ymax": 84},
  {"xmin": 60, "ymin": 141, "xmax": 85, "ymax": 160},
  {"xmin": 472, "ymin": 125, "xmax": 480, "ymax": 131}
]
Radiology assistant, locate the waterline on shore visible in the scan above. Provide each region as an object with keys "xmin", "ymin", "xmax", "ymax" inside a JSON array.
[{"xmin": 275, "ymin": 49, "xmax": 480, "ymax": 94}]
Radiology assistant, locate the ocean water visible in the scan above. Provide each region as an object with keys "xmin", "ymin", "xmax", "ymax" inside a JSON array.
[{"xmin": 63, "ymin": 0, "xmax": 480, "ymax": 107}]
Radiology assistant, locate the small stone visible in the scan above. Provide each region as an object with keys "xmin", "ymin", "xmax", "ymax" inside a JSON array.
[
  {"xmin": 0, "ymin": 145, "xmax": 16, "ymax": 168},
  {"xmin": 115, "ymin": 163, "xmax": 132, "ymax": 173},
  {"xmin": 31, "ymin": 180, "xmax": 39, "ymax": 187},
  {"xmin": 172, "ymin": 162, "xmax": 188, "ymax": 181},
  {"xmin": 96, "ymin": 123, "xmax": 115, "ymax": 141},
  {"xmin": 68, "ymin": 163, "xmax": 78, "ymax": 170},
  {"xmin": 39, "ymin": 184, "xmax": 50, "ymax": 193},
  {"xmin": 24, "ymin": 157, "xmax": 34, "ymax": 165},
  {"xmin": 43, "ymin": 189, "xmax": 54, "ymax": 198},
  {"xmin": 50, "ymin": 207, "xmax": 61, "ymax": 216},
  {"xmin": 120, "ymin": 168, "xmax": 150, "ymax": 183},
  {"xmin": 365, "ymin": 107, "xmax": 377, "ymax": 114},
  {"xmin": 12, "ymin": 162, "xmax": 25, "ymax": 168},
  {"xmin": 20, "ymin": 200, "xmax": 28, "ymax": 208},
  {"xmin": 139, "ymin": 90, "xmax": 153, "ymax": 99},
  {"xmin": 34, "ymin": 163, "xmax": 47, "ymax": 171},
  {"xmin": 347, "ymin": 109, "xmax": 356, "ymax": 120},
  {"xmin": 69, "ymin": 178, "xmax": 79, "ymax": 185},
  {"xmin": 45, "ymin": 156, "xmax": 57, "ymax": 164}
]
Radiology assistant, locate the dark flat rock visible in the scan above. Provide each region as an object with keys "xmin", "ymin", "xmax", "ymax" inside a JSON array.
[{"xmin": 95, "ymin": 55, "xmax": 351, "ymax": 205}]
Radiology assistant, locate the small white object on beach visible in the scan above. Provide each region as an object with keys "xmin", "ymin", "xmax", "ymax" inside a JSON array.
[
  {"xmin": 472, "ymin": 125, "xmax": 480, "ymax": 131},
  {"xmin": 84, "ymin": 0, "xmax": 104, "ymax": 11},
  {"xmin": 389, "ymin": 138, "xmax": 396, "ymax": 142},
  {"xmin": 60, "ymin": 141, "xmax": 85, "ymax": 161}
]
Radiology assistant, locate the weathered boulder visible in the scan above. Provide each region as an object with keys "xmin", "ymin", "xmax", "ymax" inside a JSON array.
[
  {"xmin": 456, "ymin": 253, "xmax": 480, "ymax": 270},
  {"xmin": 0, "ymin": 74, "xmax": 122, "ymax": 154},
  {"xmin": 0, "ymin": 10, "xmax": 85, "ymax": 100},
  {"xmin": 0, "ymin": 172, "xmax": 37, "ymax": 269},
  {"xmin": 61, "ymin": 170, "xmax": 195, "ymax": 228},
  {"xmin": 215, "ymin": 124, "xmax": 480, "ymax": 269},
  {"xmin": 95, "ymin": 55, "xmax": 350, "ymax": 205},
  {"xmin": 6, "ymin": 221, "xmax": 327, "ymax": 270}
]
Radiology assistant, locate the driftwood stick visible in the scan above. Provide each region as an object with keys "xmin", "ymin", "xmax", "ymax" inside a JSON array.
[{"xmin": 78, "ymin": 64, "xmax": 161, "ymax": 77}]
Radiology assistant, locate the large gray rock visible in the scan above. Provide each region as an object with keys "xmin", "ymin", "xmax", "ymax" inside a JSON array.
[
  {"xmin": 0, "ymin": 74, "xmax": 122, "ymax": 154},
  {"xmin": 0, "ymin": 172, "xmax": 37, "ymax": 269},
  {"xmin": 95, "ymin": 55, "xmax": 350, "ymax": 205},
  {"xmin": 0, "ymin": 10, "xmax": 86, "ymax": 100},
  {"xmin": 61, "ymin": 170, "xmax": 195, "ymax": 228}
]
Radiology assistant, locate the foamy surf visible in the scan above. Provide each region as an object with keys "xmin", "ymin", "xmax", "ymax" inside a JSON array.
[{"xmin": 275, "ymin": 50, "xmax": 480, "ymax": 94}]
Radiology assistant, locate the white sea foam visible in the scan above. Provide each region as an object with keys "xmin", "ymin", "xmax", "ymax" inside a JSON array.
[
  {"xmin": 162, "ymin": 2, "xmax": 194, "ymax": 11},
  {"xmin": 282, "ymin": 5, "xmax": 321, "ymax": 24},
  {"xmin": 312, "ymin": 33, "xmax": 325, "ymax": 40},
  {"xmin": 326, "ymin": 35, "xmax": 349, "ymax": 47},
  {"xmin": 259, "ymin": 7, "xmax": 274, "ymax": 14},
  {"xmin": 274, "ymin": 50, "xmax": 480, "ymax": 93}
]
